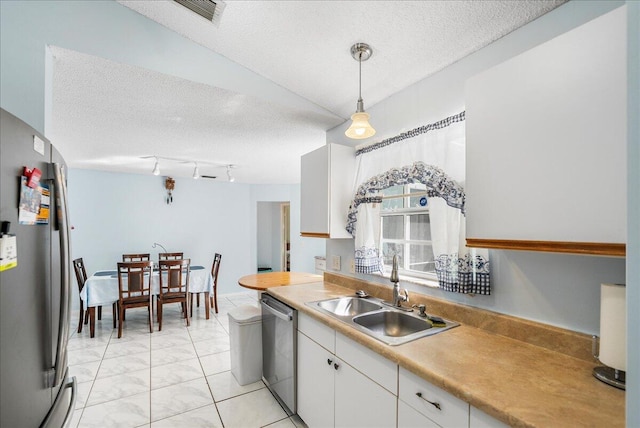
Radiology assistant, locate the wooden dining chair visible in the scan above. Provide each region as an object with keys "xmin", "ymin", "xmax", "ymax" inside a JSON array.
[
  {"xmin": 122, "ymin": 253, "xmax": 151, "ymax": 262},
  {"xmin": 157, "ymin": 258, "xmax": 191, "ymax": 330},
  {"xmin": 73, "ymin": 257, "xmax": 116, "ymax": 333},
  {"xmin": 158, "ymin": 252, "xmax": 183, "ymax": 261},
  {"xmin": 116, "ymin": 261, "xmax": 154, "ymax": 338},
  {"xmin": 209, "ymin": 253, "xmax": 222, "ymax": 314}
]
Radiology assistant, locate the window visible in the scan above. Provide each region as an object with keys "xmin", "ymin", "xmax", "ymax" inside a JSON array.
[{"xmin": 380, "ymin": 183, "xmax": 436, "ymax": 280}]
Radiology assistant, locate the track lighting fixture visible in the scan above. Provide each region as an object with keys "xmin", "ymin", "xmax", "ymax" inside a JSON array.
[
  {"xmin": 345, "ymin": 42, "xmax": 376, "ymax": 140},
  {"xmin": 226, "ymin": 165, "xmax": 235, "ymax": 182},
  {"xmin": 152, "ymin": 157, "xmax": 160, "ymax": 176},
  {"xmin": 144, "ymin": 156, "xmax": 236, "ymax": 181}
]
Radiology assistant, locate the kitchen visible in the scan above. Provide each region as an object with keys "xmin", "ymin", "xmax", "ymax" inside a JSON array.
[{"xmin": 0, "ymin": 1, "xmax": 637, "ymax": 427}]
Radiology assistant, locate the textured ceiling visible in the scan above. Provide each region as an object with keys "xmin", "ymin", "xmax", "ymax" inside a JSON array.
[{"xmin": 51, "ymin": 0, "xmax": 566, "ymax": 183}]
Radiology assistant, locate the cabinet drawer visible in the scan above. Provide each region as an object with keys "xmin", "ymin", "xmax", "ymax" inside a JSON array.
[
  {"xmin": 398, "ymin": 400, "xmax": 440, "ymax": 428},
  {"xmin": 298, "ymin": 312, "xmax": 335, "ymax": 353},
  {"xmin": 399, "ymin": 367, "xmax": 469, "ymax": 428},
  {"xmin": 335, "ymin": 332, "xmax": 397, "ymax": 395}
]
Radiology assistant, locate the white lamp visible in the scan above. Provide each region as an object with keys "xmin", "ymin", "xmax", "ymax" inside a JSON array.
[
  {"xmin": 345, "ymin": 43, "xmax": 376, "ymax": 140},
  {"xmin": 593, "ymin": 283, "xmax": 626, "ymax": 389}
]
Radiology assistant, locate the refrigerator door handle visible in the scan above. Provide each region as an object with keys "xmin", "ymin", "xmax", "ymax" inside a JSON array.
[
  {"xmin": 40, "ymin": 374, "xmax": 77, "ymax": 428},
  {"xmin": 51, "ymin": 162, "xmax": 71, "ymax": 388}
]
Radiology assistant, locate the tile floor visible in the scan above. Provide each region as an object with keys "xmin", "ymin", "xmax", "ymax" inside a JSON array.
[{"xmin": 67, "ymin": 292, "xmax": 305, "ymax": 428}]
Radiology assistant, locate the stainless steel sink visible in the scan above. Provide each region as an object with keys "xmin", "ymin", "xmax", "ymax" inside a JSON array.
[
  {"xmin": 317, "ymin": 297, "xmax": 383, "ymax": 317},
  {"xmin": 307, "ymin": 295, "xmax": 459, "ymax": 346},
  {"xmin": 353, "ymin": 311, "xmax": 431, "ymax": 337}
]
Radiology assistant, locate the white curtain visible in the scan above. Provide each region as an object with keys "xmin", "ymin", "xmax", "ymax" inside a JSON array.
[{"xmin": 345, "ymin": 112, "xmax": 490, "ymax": 294}]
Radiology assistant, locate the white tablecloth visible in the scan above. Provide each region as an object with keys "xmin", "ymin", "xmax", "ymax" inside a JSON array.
[{"xmin": 81, "ymin": 266, "xmax": 213, "ymax": 307}]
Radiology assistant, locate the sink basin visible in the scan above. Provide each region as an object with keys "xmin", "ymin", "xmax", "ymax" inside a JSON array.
[
  {"xmin": 317, "ymin": 297, "xmax": 383, "ymax": 317},
  {"xmin": 307, "ymin": 295, "xmax": 459, "ymax": 346},
  {"xmin": 353, "ymin": 311, "xmax": 431, "ymax": 337}
]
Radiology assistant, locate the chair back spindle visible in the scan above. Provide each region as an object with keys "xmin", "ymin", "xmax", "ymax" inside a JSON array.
[
  {"xmin": 122, "ymin": 253, "xmax": 151, "ymax": 262},
  {"xmin": 158, "ymin": 252, "xmax": 184, "ymax": 261}
]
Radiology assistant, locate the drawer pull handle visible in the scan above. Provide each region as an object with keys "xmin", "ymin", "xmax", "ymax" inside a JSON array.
[
  {"xmin": 416, "ymin": 392, "xmax": 441, "ymax": 411},
  {"xmin": 334, "ymin": 363, "xmax": 340, "ymax": 370},
  {"xmin": 327, "ymin": 359, "xmax": 333, "ymax": 365}
]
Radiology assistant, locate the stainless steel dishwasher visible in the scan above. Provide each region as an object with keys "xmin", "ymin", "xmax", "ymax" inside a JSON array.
[{"xmin": 261, "ymin": 294, "xmax": 297, "ymax": 415}]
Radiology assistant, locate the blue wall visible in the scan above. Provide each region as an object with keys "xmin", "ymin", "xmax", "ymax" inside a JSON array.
[{"xmin": 67, "ymin": 169, "xmax": 324, "ymax": 299}]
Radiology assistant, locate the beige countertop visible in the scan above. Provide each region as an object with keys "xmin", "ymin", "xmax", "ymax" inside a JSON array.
[{"xmin": 266, "ymin": 279, "xmax": 625, "ymax": 428}]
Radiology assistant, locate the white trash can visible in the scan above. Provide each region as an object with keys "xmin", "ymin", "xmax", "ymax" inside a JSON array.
[{"xmin": 228, "ymin": 305, "xmax": 263, "ymax": 385}]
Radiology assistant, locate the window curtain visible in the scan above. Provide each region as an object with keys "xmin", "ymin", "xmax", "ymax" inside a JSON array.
[{"xmin": 345, "ymin": 111, "xmax": 491, "ymax": 295}]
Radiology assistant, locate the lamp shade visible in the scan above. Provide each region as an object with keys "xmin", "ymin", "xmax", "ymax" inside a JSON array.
[
  {"xmin": 599, "ymin": 283, "xmax": 626, "ymax": 370},
  {"xmin": 345, "ymin": 112, "xmax": 376, "ymax": 139}
]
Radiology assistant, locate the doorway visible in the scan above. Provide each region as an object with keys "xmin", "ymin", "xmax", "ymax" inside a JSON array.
[{"xmin": 257, "ymin": 201, "xmax": 290, "ymax": 273}]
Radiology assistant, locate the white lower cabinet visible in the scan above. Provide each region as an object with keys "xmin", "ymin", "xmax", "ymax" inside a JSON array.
[
  {"xmin": 334, "ymin": 356, "xmax": 397, "ymax": 428},
  {"xmin": 298, "ymin": 313, "xmax": 508, "ymax": 428},
  {"xmin": 297, "ymin": 313, "xmax": 397, "ymax": 428},
  {"xmin": 297, "ymin": 331, "xmax": 335, "ymax": 427}
]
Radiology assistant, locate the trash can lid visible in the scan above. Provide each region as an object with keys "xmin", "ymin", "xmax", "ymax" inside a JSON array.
[{"xmin": 228, "ymin": 305, "xmax": 262, "ymax": 324}]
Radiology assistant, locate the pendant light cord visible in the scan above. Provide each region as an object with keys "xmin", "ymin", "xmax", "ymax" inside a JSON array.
[{"xmin": 358, "ymin": 53, "xmax": 363, "ymax": 101}]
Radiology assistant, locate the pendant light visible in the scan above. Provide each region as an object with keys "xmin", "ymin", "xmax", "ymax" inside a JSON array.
[{"xmin": 345, "ymin": 43, "xmax": 376, "ymax": 140}]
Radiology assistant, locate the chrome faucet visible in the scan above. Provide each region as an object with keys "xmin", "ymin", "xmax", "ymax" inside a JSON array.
[{"xmin": 390, "ymin": 255, "xmax": 409, "ymax": 308}]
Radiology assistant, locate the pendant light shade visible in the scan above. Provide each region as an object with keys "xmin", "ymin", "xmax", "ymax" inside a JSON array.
[
  {"xmin": 345, "ymin": 111, "xmax": 375, "ymax": 139},
  {"xmin": 345, "ymin": 43, "xmax": 375, "ymax": 140}
]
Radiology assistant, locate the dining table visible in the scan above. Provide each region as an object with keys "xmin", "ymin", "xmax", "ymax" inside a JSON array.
[
  {"xmin": 81, "ymin": 265, "xmax": 214, "ymax": 337},
  {"xmin": 237, "ymin": 271, "xmax": 323, "ymax": 291}
]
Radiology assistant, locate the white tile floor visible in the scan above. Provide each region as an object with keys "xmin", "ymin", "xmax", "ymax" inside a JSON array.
[{"xmin": 67, "ymin": 293, "xmax": 306, "ymax": 428}]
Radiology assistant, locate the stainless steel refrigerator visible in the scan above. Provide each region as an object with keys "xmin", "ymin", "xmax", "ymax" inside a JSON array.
[{"xmin": 0, "ymin": 108, "xmax": 76, "ymax": 427}]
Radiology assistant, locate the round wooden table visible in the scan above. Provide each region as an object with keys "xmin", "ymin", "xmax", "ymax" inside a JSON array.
[{"xmin": 237, "ymin": 271, "xmax": 323, "ymax": 291}]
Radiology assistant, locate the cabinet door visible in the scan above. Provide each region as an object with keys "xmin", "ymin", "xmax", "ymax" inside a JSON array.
[
  {"xmin": 334, "ymin": 359, "xmax": 397, "ymax": 428},
  {"xmin": 300, "ymin": 144, "xmax": 355, "ymax": 238},
  {"xmin": 301, "ymin": 145, "xmax": 330, "ymax": 237},
  {"xmin": 297, "ymin": 331, "xmax": 335, "ymax": 428},
  {"xmin": 465, "ymin": 7, "xmax": 626, "ymax": 256}
]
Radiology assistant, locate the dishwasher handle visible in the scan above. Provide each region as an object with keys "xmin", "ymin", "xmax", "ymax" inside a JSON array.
[{"xmin": 261, "ymin": 298, "xmax": 293, "ymax": 321}]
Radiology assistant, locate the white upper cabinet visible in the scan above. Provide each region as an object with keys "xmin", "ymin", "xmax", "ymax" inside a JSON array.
[
  {"xmin": 465, "ymin": 6, "xmax": 627, "ymax": 256},
  {"xmin": 301, "ymin": 143, "xmax": 355, "ymax": 239}
]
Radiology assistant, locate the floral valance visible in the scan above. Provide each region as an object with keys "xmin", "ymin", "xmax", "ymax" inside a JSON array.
[{"xmin": 346, "ymin": 162, "xmax": 465, "ymax": 237}]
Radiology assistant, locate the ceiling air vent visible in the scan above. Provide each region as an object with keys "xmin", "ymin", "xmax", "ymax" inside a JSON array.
[{"xmin": 173, "ymin": 0, "xmax": 226, "ymax": 25}]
